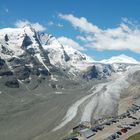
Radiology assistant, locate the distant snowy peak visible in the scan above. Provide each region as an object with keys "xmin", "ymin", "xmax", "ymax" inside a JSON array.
[
  {"xmin": 100, "ymin": 54, "xmax": 140, "ymax": 64},
  {"xmin": 0, "ymin": 26, "xmax": 37, "ymax": 57}
]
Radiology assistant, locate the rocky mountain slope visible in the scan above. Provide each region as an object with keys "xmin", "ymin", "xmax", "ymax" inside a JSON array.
[
  {"xmin": 1, "ymin": 26, "xmax": 139, "ymax": 89},
  {"xmin": 0, "ymin": 26, "xmax": 140, "ymax": 140},
  {"xmin": 0, "ymin": 26, "xmax": 95, "ymax": 89}
]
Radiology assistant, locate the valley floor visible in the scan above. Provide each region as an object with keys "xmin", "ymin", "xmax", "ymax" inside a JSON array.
[{"xmin": 0, "ymin": 69, "xmax": 140, "ymax": 140}]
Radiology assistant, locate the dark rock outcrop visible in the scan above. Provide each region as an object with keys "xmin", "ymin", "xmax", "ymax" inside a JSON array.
[
  {"xmin": 5, "ymin": 78, "xmax": 19, "ymax": 88},
  {"xmin": 15, "ymin": 66, "xmax": 31, "ymax": 80},
  {"xmin": 63, "ymin": 50, "xmax": 70, "ymax": 62},
  {"xmin": 0, "ymin": 58, "xmax": 5, "ymax": 67},
  {"xmin": 21, "ymin": 35, "xmax": 33, "ymax": 49},
  {"xmin": 0, "ymin": 71, "xmax": 13, "ymax": 76},
  {"xmin": 4, "ymin": 34, "xmax": 9, "ymax": 42},
  {"xmin": 83, "ymin": 65, "xmax": 99, "ymax": 79}
]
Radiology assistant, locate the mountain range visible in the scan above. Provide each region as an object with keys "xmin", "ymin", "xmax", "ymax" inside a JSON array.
[
  {"xmin": 0, "ymin": 25, "xmax": 139, "ymax": 88},
  {"xmin": 0, "ymin": 26, "xmax": 140, "ymax": 140}
]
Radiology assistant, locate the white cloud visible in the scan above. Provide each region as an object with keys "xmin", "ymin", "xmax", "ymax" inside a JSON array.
[
  {"xmin": 47, "ymin": 21, "xmax": 63, "ymax": 28},
  {"xmin": 76, "ymin": 35, "xmax": 88, "ymax": 42},
  {"xmin": 57, "ymin": 36, "xmax": 85, "ymax": 51},
  {"xmin": 59, "ymin": 14, "xmax": 140, "ymax": 54},
  {"xmin": 15, "ymin": 20, "xmax": 46, "ymax": 32},
  {"xmin": 59, "ymin": 13, "xmax": 101, "ymax": 33}
]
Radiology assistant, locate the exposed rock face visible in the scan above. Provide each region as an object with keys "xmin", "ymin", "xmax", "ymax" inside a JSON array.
[
  {"xmin": 0, "ymin": 71, "xmax": 13, "ymax": 76},
  {"xmin": 1, "ymin": 45, "xmax": 13, "ymax": 55},
  {"xmin": 83, "ymin": 65, "xmax": 99, "ymax": 79},
  {"xmin": 0, "ymin": 58, "xmax": 5, "ymax": 67},
  {"xmin": 0, "ymin": 58, "xmax": 13, "ymax": 76},
  {"xmin": 83, "ymin": 64, "xmax": 113, "ymax": 79},
  {"xmin": 14, "ymin": 66, "xmax": 31, "ymax": 80},
  {"xmin": 63, "ymin": 50, "xmax": 70, "ymax": 62},
  {"xmin": 4, "ymin": 34, "xmax": 9, "ymax": 42},
  {"xmin": 5, "ymin": 78, "xmax": 19, "ymax": 88},
  {"xmin": 21, "ymin": 35, "xmax": 33, "ymax": 49}
]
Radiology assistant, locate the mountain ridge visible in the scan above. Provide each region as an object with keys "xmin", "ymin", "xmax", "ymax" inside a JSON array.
[{"xmin": 0, "ymin": 26, "xmax": 140, "ymax": 88}]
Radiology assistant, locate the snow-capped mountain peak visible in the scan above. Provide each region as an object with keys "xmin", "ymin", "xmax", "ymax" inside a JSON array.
[
  {"xmin": 39, "ymin": 32, "xmax": 95, "ymax": 71},
  {"xmin": 100, "ymin": 54, "xmax": 140, "ymax": 64},
  {"xmin": 0, "ymin": 26, "xmax": 95, "ymax": 78}
]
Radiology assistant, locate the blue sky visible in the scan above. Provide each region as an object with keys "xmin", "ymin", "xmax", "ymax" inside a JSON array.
[{"xmin": 0, "ymin": 0, "xmax": 140, "ymax": 61}]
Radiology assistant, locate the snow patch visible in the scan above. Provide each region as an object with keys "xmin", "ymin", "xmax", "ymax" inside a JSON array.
[
  {"xmin": 35, "ymin": 53, "xmax": 50, "ymax": 72},
  {"xmin": 51, "ymin": 75, "xmax": 58, "ymax": 81},
  {"xmin": 54, "ymin": 92, "xmax": 63, "ymax": 95}
]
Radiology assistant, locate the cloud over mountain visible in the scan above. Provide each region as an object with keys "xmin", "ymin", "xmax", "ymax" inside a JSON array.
[
  {"xmin": 15, "ymin": 20, "xmax": 46, "ymax": 32},
  {"xmin": 57, "ymin": 36, "xmax": 85, "ymax": 51},
  {"xmin": 59, "ymin": 14, "xmax": 140, "ymax": 54}
]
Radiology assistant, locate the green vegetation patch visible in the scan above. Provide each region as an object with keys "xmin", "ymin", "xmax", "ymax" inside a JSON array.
[
  {"xmin": 127, "ymin": 132, "xmax": 140, "ymax": 140},
  {"xmin": 62, "ymin": 131, "xmax": 80, "ymax": 140}
]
